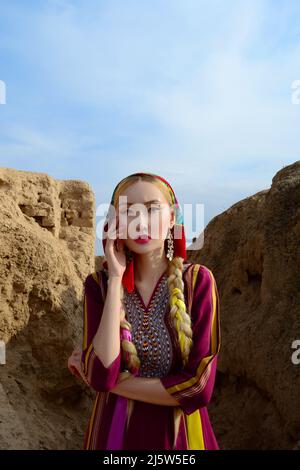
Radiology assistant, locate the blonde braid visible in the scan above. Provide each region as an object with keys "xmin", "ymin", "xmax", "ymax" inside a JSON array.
[
  {"xmin": 167, "ymin": 257, "xmax": 193, "ymax": 368},
  {"xmin": 118, "ymin": 283, "xmax": 141, "ymax": 381}
]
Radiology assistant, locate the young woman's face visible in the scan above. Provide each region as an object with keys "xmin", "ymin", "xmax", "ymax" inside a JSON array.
[{"xmin": 116, "ymin": 180, "xmax": 175, "ymax": 255}]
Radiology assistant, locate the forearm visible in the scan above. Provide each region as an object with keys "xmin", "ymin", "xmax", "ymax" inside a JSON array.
[
  {"xmin": 111, "ymin": 375, "xmax": 180, "ymax": 407},
  {"xmin": 92, "ymin": 276, "xmax": 122, "ymax": 368}
]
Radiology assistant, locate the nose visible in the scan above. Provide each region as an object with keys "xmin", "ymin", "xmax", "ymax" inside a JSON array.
[{"xmin": 136, "ymin": 210, "xmax": 149, "ymax": 234}]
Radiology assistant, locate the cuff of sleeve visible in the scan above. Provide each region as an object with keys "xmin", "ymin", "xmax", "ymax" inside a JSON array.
[
  {"xmin": 159, "ymin": 373, "xmax": 198, "ymax": 415},
  {"xmin": 160, "ymin": 358, "xmax": 218, "ymax": 415},
  {"xmin": 81, "ymin": 346, "xmax": 121, "ymax": 392}
]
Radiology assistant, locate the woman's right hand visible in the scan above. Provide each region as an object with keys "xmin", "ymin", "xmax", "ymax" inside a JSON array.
[
  {"xmin": 67, "ymin": 348, "xmax": 90, "ymax": 386},
  {"xmin": 105, "ymin": 213, "xmax": 127, "ymax": 279}
]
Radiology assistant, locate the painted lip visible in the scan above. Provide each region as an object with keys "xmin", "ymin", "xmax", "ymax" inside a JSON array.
[{"xmin": 134, "ymin": 235, "xmax": 151, "ymax": 244}]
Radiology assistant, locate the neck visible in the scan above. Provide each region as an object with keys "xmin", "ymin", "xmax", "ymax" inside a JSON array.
[{"xmin": 133, "ymin": 246, "xmax": 169, "ymax": 284}]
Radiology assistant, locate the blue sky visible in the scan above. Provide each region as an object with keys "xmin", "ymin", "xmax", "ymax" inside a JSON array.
[{"xmin": 0, "ymin": 0, "xmax": 300, "ymax": 255}]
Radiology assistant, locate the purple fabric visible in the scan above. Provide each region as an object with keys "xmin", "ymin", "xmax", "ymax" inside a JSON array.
[
  {"xmin": 81, "ymin": 274, "xmax": 122, "ymax": 392},
  {"xmin": 106, "ymin": 396, "xmax": 128, "ymax": 449},
  {"xmin": 106, "ymin": 325, "xmax": 141, "ymax": 449},
  {"xmin": 199, "ymin": 407, "xmax": 219, "ymax": 450}
]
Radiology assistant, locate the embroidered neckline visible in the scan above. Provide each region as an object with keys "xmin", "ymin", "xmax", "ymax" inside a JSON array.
[{"xmin": 133, "ymin": 272, "xmax": 167, "ymax": 312}]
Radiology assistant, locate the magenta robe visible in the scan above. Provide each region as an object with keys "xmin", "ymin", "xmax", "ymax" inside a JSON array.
[{"xmin": 80, "ymin": 262, "xmax": 221, "ymax": 450}]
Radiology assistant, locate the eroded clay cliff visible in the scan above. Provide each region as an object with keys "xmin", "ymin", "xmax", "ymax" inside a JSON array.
[
  {"xmin": 0, "ymin": 167, "xmax": 96, "ymax": 449},
  {"xmin": 187, "ymin": 161, "xmax": 300, "ymax": 449}
]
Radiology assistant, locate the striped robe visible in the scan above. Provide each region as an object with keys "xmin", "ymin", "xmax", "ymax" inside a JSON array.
[{"xmin": 81, "ymin": 262, "xmax": 221, "ymax": 450}]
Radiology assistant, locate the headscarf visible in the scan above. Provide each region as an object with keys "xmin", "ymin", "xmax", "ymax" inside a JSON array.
[{"xmin": 102, "ymin": 172, "xmax": 187, "ymax": 293}]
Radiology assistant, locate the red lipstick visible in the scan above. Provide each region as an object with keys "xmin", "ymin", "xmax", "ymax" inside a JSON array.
[{"xmin": 134, "ymin": 235, "xmax": 151, "ymax": 245}]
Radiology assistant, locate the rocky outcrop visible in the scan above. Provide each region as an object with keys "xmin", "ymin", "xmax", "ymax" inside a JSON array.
[
  {"xmin": 0, "ymin": 167, "xmax": 96, "ymax": 449},
  {"xmin": 187, "ymin": 161, "xmax": 300, "ymax": 449}
]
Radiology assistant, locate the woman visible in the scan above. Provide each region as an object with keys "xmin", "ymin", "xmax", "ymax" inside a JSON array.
[{"xmin": 68, "ymin": 172, "xmax": 221, "ymax": 450}]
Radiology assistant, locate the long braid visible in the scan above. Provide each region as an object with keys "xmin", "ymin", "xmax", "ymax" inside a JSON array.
[
  {"xmin": 167, "ymin": 256, "xmax": 193, "ymax": 367},
  {"xmin": 119, "ymin": 283, "xmax": 141, "ymax": 378}
]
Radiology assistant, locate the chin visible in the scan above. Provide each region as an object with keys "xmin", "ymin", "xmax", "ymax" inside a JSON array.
[
  {"xmin": 128, "ymin": 239, "xmax": 163, "ymax": 254},
  {"xmin": 129, "ymin": 244, "xmax": 153, "ymax": 254}
]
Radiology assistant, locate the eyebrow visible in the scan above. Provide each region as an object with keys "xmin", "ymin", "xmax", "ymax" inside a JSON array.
[{"xmin": 120, "ymin": 199, "xmax": 162, "ymax": 207}]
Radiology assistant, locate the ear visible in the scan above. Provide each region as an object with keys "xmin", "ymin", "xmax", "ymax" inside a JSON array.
[{"xmin": 170, "ymin": 207, "xmax": 175, "ymax": 228}]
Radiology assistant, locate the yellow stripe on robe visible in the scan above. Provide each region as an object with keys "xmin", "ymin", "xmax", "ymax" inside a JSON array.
[
  {"xmin": 192, "ymin": 264, "xmax": 201, "ymax": 291},
  {"xmin": 186, "ymin": 265, "xmax": 205, "ymax": 450},
  {"xmin": 86, "ymin": 392, "xmax": 100, "ymax": 449},
  {"xmin": 185, "ymin": 409, "xmax": 205, "ymax": 450}
]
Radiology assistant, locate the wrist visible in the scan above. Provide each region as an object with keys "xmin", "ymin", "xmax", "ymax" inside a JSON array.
[
  {"xmin": 118, "ymin": 370, "xmax": 133, "ymax": 382},
  {"xmin": 107, "ymin": 275, "xmax": 122, "ymax": 285}
]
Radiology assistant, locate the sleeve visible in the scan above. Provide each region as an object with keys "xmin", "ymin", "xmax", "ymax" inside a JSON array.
[
  {"xmin": 160, "ymin": 265, "xmax": 221, "ymax": 415},
  {"xmin": 80, "ymin": 271, "xmax": 121, "ymax": 392}
]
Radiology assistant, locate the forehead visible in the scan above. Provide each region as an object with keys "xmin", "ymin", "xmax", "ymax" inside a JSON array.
[{"xmin": 117, "ymin": 180, "xmax": 169, "ymax": 206}]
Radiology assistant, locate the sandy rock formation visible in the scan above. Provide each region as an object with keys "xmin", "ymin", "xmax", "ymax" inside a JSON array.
[
  {"xmin": 0, "ymin": 167, "xmax": 96, "ymax": 449},
  {"xmin": 187, "ymin": 161, "xmax": 300, "ymax": 449}
]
